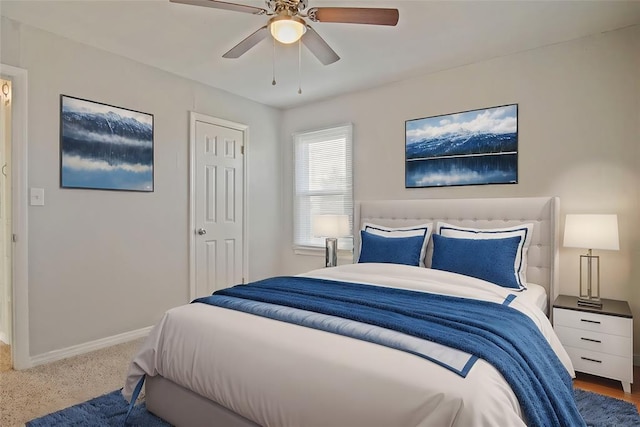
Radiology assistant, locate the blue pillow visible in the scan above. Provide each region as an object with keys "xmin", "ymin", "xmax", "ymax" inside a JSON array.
[
  {"xmin": 358, "ymin": 230, "xmax": 424, "ymax": 266},
  {"xmin": 431, "ymin": 234, "xmax": 522, "ymax": 289},
  {"xmin": 362, "ymin": 223, "xmax": 432, "ymax": 267},
  {"xmin": 436, "ymin": 222, "xmax": 533, "ymax": 289}
]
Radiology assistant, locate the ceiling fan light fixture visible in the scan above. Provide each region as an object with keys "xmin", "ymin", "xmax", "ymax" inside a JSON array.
[{"xmin": 269, "ymin": 15, "xmax": 307, "ymax": 44}]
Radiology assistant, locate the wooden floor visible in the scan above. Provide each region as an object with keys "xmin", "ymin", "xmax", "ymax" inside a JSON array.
[{"xmin": 573, "ymin": 366, "xmax": 640, "ymax": 411}]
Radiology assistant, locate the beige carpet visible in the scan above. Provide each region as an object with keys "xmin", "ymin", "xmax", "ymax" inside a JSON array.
[
  {"xmin": 0, "ymin": 338, "xmax": 143, "ymax": 427},
  {"xmin": 0, "ymin": 342, "xmax": 11, "ymax": 373}
]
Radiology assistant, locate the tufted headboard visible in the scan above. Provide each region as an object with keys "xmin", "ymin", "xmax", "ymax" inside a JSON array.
[{"xmin": 354, "ymin": 197, "xmax": 560, "ymax": 313}]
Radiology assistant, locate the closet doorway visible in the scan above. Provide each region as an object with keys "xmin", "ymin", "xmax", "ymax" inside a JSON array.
[
  {"xmin": 0, "ymin": 63, "xmax": 29, "ymax": 371},
  {"xmin": 0, "ymin": 77, "xmax": 12, "ymax": 372}
]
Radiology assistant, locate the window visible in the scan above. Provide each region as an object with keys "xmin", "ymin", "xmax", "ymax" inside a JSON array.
[{"xmin": 293, "ymin": 124, "xmax": 353, "ymax": 251}]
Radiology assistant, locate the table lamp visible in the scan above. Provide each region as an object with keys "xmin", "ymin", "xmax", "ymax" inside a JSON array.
[
  {"xmin": 312, "ymin": 214, "xmax": 350, "ymax": 267},
  {"xmin": 563, "ymin": 214, "xmax": 619, "ymax": 308}
]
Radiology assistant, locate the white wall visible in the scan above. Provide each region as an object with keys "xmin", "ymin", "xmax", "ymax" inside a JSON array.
[
  {"xmin": 282, "ymin": 26, "xmax": 640, "ymax": 352},
  {"xmin": 1, "ymin": 17, "xmax": 282, "ymax": 357}
]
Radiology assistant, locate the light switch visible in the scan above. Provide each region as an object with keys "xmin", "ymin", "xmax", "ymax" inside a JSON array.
[{"xmin": 30, "ymin": 188, "xmax": 44, "ymax": 206}]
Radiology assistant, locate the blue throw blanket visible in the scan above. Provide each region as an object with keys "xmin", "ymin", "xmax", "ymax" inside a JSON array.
[{"xmin": 194, "ymin": 276, "xmax": 585, "ymax": 427}]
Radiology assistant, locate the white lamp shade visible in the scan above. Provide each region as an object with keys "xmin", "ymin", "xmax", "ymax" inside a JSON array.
[
  {"xmin": 563, "ymin": 214, "xmax": 620, "ymax": 251},
  {"xmin": 269, "ymin": 16, "xmax": 306, "ymax": 44},
  {"xmin": 312, "ymin": 215, "xmax": 350, "ymax": 238}
]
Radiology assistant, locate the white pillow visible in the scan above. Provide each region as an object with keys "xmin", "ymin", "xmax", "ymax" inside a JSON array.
[
  {"xmin": 362, "ymin": 223, "xmax": 432, "ymax": 267},
  {"xmin": 435, "ymin": 222, "xmax": 534, "ymax": 289}
]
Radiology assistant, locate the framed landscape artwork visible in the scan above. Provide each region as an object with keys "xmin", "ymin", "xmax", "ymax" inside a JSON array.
[
  {"xmin": 60, "ymin": 95, "xmax": 154, "ymax": 192},
  {"xmin": 405, "ymin": 104, "xmax": 518, "ymax": 188}
]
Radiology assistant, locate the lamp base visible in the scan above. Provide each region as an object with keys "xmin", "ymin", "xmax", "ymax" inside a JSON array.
[
  {"xmin": 577, "ymin": 297, "xmax": 603, "ymax": 309},
  {"xmin": 578, "ymin": 252, "xmax": 602, "ymax": 308},
  {"xmin": 325, "ymin": 237, "xmax": 338, "ymax": 268}
]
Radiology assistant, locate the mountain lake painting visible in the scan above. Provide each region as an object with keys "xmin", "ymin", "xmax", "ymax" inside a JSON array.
[
  {"xmin": 60, "ymin": 95, "xmax": 154, "ymax": 191},
  {"xmin": 405, "ymin": 104, "xmax": 517, "ymax": 188}
]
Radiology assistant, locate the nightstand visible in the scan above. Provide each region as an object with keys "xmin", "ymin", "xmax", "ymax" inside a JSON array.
[{"xmin": 553, "ymin": 295, "xmax": 633, "ymax": 393}]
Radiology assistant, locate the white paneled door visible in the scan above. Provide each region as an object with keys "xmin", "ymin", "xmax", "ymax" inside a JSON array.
[{"xmin": 193, "ymin": 116, "xmax": 245, "ymax": 297}]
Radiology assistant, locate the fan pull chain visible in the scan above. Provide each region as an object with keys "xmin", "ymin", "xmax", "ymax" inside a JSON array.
[
  {"xmin": 298, "ymin": 39, "xmax": 302, "ymax": 95},
  {"xmin": 272, "ymin": 37, "xmax": 277, "ymax": 86}
]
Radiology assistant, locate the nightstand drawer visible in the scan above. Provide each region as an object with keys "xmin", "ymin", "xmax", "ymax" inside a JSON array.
[
  {"xmin": 554, "ymin": 326, "xmax": 631, "ymax": 357},
  {"xmin": 565, "ymin": 346, "xmax": 632, "ymax": 382},
  {"xmin": 553, "ymin": 308, "xmax": 632, "ymax": 337}
]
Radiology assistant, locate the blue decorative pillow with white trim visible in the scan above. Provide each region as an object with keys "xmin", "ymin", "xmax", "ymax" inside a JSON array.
[
  {"xmin": 436, "ymin": 222, "xmax": 533, "ymax": 289},
  {"xmin": 358, "ymin": 230, "xmax": 424, "ymax": 266},
  {"xmin": 431, "ymin": 234, "xmax": 522, "ymax": 289},
  {"xmin": 362, "ymin": 222, "xmax": 432, "ymax": 267}
]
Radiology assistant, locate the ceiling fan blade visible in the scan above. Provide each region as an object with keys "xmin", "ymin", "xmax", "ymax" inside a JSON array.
[
  {"xmin": 170, "ymin": 0, "xmax": 267, "ymax": 15},
  {"xmin": 222, "ymin": 25, "xmax": 269, "ymax": 59},
  {"xmin": 302, "ymin": 26, "xmax": 340, "ymax": 65},
  {"xmin": 307, "ymin": 7, "xmax": 399, "ymax": 26}
]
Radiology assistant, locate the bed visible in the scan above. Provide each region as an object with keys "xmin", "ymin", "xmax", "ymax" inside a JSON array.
[{"xmin": 123, "ymin": 196, "xmax": 581, "ymax": 427}]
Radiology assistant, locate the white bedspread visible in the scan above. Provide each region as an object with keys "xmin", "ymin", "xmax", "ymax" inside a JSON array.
[
  {"xmin": 519, "ymin": 282, "xmax": 548, "ymax": 313},
  {"xmin": 124, "ymin": 263, "xmax": 573, "ymax": 427}
]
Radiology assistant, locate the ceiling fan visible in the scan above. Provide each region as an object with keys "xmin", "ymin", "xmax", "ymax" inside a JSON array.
[{"xmin": 169, "ymin": 0, "xmax": 399, "ymax": 65}]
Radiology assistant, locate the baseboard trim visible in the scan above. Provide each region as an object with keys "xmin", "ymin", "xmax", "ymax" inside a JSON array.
[
  {"xmin": 0, "ymin": 331, "xmax": 9, "ymax": 345},
  {"xmin": 29, "ymin": 326, "xmax": 152, "ymax": 368}
]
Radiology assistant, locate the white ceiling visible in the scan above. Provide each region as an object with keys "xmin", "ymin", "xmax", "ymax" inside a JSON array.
[{"xmin": 2, "ymin": 0, "xmax": 639, "ymax": 109}]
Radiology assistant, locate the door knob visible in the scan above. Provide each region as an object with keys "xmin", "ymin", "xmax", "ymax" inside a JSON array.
[{"xmin": 197, "ymin": 228, "xmax": 207, "ymax": 236}]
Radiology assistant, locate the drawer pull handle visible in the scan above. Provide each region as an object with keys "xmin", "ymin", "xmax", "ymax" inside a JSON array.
[
  {"xmin": 581, "ymin": 357, "xmax": 602, "ymax": 364},
  {"xmin": 580, "ymin": 319, "xmax": 601, "ymax": 324},
  {"xmin": 580, "ymin": 337, "xmax": 602, "ymax": 343}
]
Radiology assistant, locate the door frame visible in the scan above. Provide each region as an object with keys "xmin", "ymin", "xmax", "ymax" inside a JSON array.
[
  {"xmin": 188, "ymin": 112, "xmax": 248, "ymax": 300},
  {"xmin": 0, "ymin": 63, "xmax": 29, "ymax": 369}
]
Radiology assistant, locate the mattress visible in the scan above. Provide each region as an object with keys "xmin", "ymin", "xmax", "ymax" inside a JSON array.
[
  {"xmin": 124, "ymin": 263, "xmax": 573, "ymax": 427},
  {"xmin": 520, "ymin": 282, "xmax": 548, "ymax": 312}
]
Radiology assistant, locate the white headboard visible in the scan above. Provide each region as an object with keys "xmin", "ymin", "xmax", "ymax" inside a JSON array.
[{"xmin": 355, "ymin": 197, "xmax": 560, "ymax": 312}]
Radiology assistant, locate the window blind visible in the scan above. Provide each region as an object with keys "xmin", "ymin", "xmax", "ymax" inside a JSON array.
[{"xmin": 293, "ymin": 124, "xmax": 353, "ymax": 250}]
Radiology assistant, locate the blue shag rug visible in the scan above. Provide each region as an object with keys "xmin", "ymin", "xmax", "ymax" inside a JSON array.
[
  {"xmin": 26, "ymin": 388, "xmax": 640, "ymax": 426},
  {"xmin": 26, "ymin": 390, "xmax": 170, "ymax": 427},
  {"xmin": 574, "ymin": 388, "xmax": 640, "ymax": 427}
]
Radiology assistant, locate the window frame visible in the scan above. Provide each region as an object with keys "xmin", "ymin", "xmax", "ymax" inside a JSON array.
[{"xmin": 292, "ymin": 123, "xmax": 353, "ymax": 254}]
